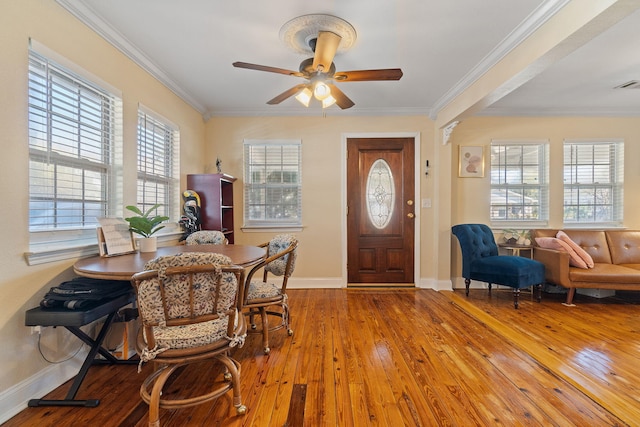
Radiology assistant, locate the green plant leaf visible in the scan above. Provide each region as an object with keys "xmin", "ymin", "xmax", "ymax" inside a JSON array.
[{"xmin": 125, "ymin": 204, "xmax": 169, "ymax": 237}]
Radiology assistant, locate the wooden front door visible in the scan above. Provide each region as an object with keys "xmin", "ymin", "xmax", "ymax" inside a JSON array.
[{"xmin": 347, "ymin": 137, "xmax": 415, "ymax": 284}]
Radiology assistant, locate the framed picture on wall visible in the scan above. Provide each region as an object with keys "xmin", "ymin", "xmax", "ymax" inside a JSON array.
[{"xmin": 458, "ymin": 146, "xmax": 484, "ymax": 177}]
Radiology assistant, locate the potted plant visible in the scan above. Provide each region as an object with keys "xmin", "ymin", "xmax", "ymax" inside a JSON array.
[{"xmin": 125, "ymin": 204, "xmax": 170, "ymax": 252}]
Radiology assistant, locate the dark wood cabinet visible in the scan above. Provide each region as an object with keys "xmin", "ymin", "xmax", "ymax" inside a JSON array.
[{"xmin": 186, "ymin": 173, "xmax": 237, "ymax": 243}]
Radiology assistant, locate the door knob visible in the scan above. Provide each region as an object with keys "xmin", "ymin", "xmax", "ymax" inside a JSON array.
[
  {"xmin": 407, "ymin": 200, "xmax": 414, "ymax": 206},
  {"xmin": 407, "ymin": 212, "xmax": 415, "ymax": 218}
]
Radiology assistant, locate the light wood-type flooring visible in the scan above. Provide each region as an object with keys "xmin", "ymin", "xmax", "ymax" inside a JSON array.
[{"xmin": 5, "ymin": 287, "xmax": 640, "ymax": 426}]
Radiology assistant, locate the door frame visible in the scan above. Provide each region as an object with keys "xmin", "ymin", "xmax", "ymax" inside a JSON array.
[{"xmin": 341, "ymin": 132, "xmax": 421, "ymax": 286}]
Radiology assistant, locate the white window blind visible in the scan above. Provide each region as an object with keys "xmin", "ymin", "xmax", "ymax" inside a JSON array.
[
  {"xmin": 243, "ymin": 140, "xmax": 302, "ymax": 228},
  {"xmin": 136, "ymin": 107, "xmax": 179, "ymax": 220},
  {"xmin": 490, "ymin": 141, "xmax": 548, "ymax": 227},
  {"xmin": 563, "ymin": 140, "xmax": 624, "ymax": 226},
  {"xmin": 28, "ymin": 49, "xmax": 122, "ymax": 259}
]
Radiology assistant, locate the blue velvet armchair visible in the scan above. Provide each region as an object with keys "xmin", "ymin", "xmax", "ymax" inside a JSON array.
[{"xmin": 452, "ymin": 224, "xmax": 545, "ymax": 309}]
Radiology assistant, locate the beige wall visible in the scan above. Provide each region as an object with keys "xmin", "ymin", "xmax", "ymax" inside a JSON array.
[
  {"xmin": 205, "ymin": 116, "xmax": 437, "ymax": 279},
  {"xmin": 3, "ymin": 0, "xmax": 640, "ymax": 421},
  {"xmin": 449, "ymin": 115, "xmax": 640, "ymax": 277},
  {"xmin": 0, "ymin": 0, "xmax": 205, "ymax": 406}
]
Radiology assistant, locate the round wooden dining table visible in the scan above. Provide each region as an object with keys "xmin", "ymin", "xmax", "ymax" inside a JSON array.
[{"xmin": 73, "ymin": 244, "xmax": 266, "ymax": 280}]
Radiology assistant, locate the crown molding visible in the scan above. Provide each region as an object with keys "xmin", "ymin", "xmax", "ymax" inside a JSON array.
[
  {"xmin": 56, "ymin": 0, "xmax": 207, "ymax": 115},
  {"xmin": 205, "ymin": 106, "xmax": 431, "ymax": 119},
  {"xmin": 478, "ymin": 106, "xmax": 640, "ymax": 117},
  {"xmin": 428, "ymin": 0, "xmax": 571, "ymax": 120}
]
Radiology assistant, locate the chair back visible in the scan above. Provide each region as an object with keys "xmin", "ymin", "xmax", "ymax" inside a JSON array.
[
  {"xmin": 186, "ymin": 230, "xmax": 227, "ymax": 245},
  {"xmin": 131, "ymin": 252, "xmax": 245, "ymax": 347},
  {"xmin": 452, "ymin": 224, "xmax": 498, "ymax": 278},
  {"xmin": 264, "ymin": 234, "xmax": 298, "ymax": 278},
  {"xmin": 243, "ymin": 235, "xmax": 298, "ymax": 303}
]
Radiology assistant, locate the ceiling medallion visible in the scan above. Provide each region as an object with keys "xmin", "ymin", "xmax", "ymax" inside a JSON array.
[{"xmin": 279, "ymin": 14, "xmax": 357, "ymax": 55}]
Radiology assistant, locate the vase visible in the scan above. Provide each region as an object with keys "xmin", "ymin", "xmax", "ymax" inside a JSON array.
[{"xmin": 138, "ymin": 236, "xmax": 157, "ymax": 253}]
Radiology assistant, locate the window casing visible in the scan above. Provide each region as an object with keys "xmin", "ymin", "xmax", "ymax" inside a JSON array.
[
  {"xmin": 243, "ymin": 140, "xmax": 302, "ymax": 228},
  {"xmin": 490, "ymin": 141, "xmax": 548, "ymax": 227},
  {"xmin": 28, "ymin": 48, "xmax": 123, "ymax": 259},
  {"xmin": 136, "ymin": 108, "xmax": 179, "ymax": 221},
  {"xmin": 563, "ymin": 140, "xmax": 623, "ymax": 226}
]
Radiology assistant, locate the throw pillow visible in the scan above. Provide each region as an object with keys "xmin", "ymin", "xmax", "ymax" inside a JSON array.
[
  {"xmin": 556, "ymin": 231, "xmax": 595, "ymax": 268},
  {"xmin": 535, "ymin": 236, "xmax": 588, "ymax": 269}
]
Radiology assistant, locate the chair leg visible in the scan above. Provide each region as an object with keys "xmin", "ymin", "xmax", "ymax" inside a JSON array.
[
  {"xmin": 249, "ymin": 311, "xmax": 257, "ymax": 330},
  {"xmin": 144, "ymin": 364, "xmax": 178, "ymax": 427},
  {"xmin": 513, "ymin": 288, "xmax": 521, "ymax": 309},
  {"xmin": 216, "ymin": 355, "xmax": 247, "ymax": 415},
  {"xmin": 284, "ymin": 303, "xmax": 293, "ymax": 336},
  {"xmin": 465, "ymin": 278, "xmax": 470, "ymax": 296},
  {"xmin": 259, "ymin": 307, "xmax": 270, "ymax": 354}
]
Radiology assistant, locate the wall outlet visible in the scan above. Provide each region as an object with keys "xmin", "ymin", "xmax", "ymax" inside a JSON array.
[{"xmin": 30, "ymin": 326, "xmax": 42, "ymax": 335}]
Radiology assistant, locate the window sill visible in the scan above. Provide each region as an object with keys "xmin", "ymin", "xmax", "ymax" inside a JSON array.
[{"xmin": 25, "ymin": 230, "xmax": 183, "ymax": 266}]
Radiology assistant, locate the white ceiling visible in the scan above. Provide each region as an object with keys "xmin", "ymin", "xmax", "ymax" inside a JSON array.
[{"xmin": 57, "ymin": 0, "xmax": 640, "ymax": 119}]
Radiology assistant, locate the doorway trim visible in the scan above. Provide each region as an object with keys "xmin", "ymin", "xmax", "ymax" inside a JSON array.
[{"xmin": 341, "ymin": 132, "xmax": 421, "ymax": 287}]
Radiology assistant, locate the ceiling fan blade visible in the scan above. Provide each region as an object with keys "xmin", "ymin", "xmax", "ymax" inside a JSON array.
[
  {"xmin": 233, "ymin": 61, "xmax": 303, "ymax": 77},
  {"xmin": 312, "ymin": 31, "xmax": 342, "ymax": 72},
  {"xmin": 334, "ymin": 69, "xmax": 403, "ymax": 82},
  {"xmin": 327, "ymin": 84, "xmax": 355, "ymax": 109},
  {"xmin": 267, "ymin": 84, "xmax": 308, "ymax": 105}
]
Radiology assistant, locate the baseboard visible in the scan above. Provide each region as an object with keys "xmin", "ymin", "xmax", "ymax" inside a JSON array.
[
  {"xmin": 287, "ymin": 277, "xmax": 343, "ymax": 288},
  {"xmin": 287, "ymin": 277, "xmax": 447, "ymax": 290},
  {"xmin": 0, "ymin": 353, "xmax": 84, "ymax": 424}
]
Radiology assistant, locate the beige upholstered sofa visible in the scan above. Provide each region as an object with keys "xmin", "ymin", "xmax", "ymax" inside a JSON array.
[{"xmin": 530, "ymin": 229, "xmax": 640, "ymax": 305}]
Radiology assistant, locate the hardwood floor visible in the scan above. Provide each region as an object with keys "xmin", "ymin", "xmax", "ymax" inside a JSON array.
[{"xmin": 5, "ymin": 287, "xmax": 639, "ymax": 426}]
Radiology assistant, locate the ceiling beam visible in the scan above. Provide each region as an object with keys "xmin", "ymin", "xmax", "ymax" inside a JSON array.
[{"xmin": 435, "ymin": 0, "xmax": 640, "ymax": 130}]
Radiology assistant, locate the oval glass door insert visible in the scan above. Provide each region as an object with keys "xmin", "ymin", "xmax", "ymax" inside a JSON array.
[{"xmin": 366, "ymin": 159, "xmax": 395, "ymax": 229}]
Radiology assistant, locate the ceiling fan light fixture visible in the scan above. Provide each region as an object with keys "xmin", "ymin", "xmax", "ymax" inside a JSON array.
[
  {"xmin": 295, "ymin": 87, "xmax": 312, "ymax": 107},
  {"xmin": 313, "ymin": 81, "xmax": 331, "ymax": 100},
  {"xmin": 322, "ymin": 95, "xmax": 336, "ymax": 108}
]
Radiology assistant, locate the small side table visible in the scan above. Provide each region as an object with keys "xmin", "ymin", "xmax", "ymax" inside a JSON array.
[{"xmin": 498, "ymin": 243, "xmax": 533, "ymax": 259}]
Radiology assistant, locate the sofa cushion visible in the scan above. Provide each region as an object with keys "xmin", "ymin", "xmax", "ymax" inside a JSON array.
[
  {"xmin": 557, "ymin": 231, "xmax": 595, "ymax": 267},
  {"xmin": 559, "ymin": 230, "xmax": 610, "ymax": 264},
  {"xmin": 606, "ymin": 230, "xmax": 640, "ymax": 265},
  {"xmin": 535, "ymin": 237, "xmax": 588, "ymax": 269},
  {"xmin": 470, "ymin": 256, "xmax": 545, "ymax": 289},
  {"xmin": 569, "ymin": 263, "xmax": 640, "ymax": 284}
]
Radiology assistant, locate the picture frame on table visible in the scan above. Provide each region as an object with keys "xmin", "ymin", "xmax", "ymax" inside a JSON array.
[{"xmin": 458, "ymin": 145, "xmax": 484, "ymax": 178}]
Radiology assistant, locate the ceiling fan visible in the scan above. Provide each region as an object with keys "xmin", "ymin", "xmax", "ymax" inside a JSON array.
[{"xmin": 233, "ymin": 30, "xmax": 403, "ymax": 109}]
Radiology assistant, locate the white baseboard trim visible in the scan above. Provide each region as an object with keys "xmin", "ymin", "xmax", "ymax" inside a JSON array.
[
  {"xmin": 0, "ymin": 353, "xmax": 85, "ymax": 424},
  {"xmin": 287, "ymin": 277, "xmax": 344, "ymax": 289},
  {"xmin": 416, "ymin": 278, "xmax": 452, "ymax": 291},
  {"xmin": 452, "ymin": 277, "xmax": 492, "ymax": 290},
  {"xmin": 288, "ymin": 277, "xmax": 450, "ymax": 290}
]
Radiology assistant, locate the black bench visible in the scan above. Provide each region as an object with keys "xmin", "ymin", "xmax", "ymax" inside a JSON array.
[{"xmin": 25, "ymin": 292, "xmax": 138, "ymax": 407}]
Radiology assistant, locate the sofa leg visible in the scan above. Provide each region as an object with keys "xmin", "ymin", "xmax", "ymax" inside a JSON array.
[
  {"xmin": 487, "ymin": 283, "xmax": 492, "ymax": 295},
  {"xmin": 465, "ymin": 278, "xmax": 470, "ymax": 296},
  {"xmin": 513, "ymin": 288, "xmax": 520, "ymax": 309},
  {"xmin": 564, "ymin": 288, "xmax": 577, "ymax": 306},
  {"xmin": 536, "ymin": 284, "xmax": 542, "ymax": 303}
]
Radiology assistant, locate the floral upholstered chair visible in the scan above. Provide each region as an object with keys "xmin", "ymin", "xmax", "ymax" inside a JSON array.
[
  {"xmin": 243, "ymin": 234, "xmax": 298, "ymax": 354},
  {"xmin": 185, "ymin": 230, "xmax": 227, "ymax": 245},
  {"xmin": 130, "ymin": 252, "xmax": 247, "ymax": 426}
]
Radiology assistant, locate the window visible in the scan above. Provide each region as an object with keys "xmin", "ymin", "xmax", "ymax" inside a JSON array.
[
  {"xmin": 490, "ymin": 141, "xmax": 548, "ymax": 226},
  {"xmin": 563, "ymin": 140, "xmax": 623, "ymax": 226},
  {"xmin": 136, "ymin": 107, "xmax": 179, "ymax": 221},
  {"xmin": 28, "ymin": 47, "xmax": 122, "ymax": 260},
  {"xmin": 243, "ymin": 140, "xmax": 302, "ymax": 228}
]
